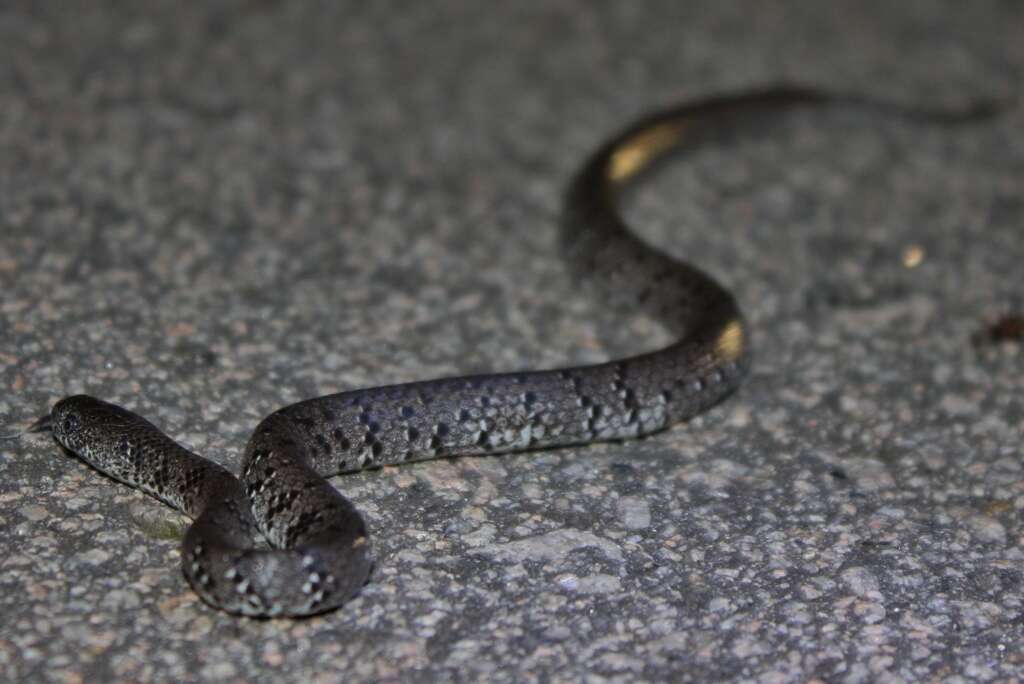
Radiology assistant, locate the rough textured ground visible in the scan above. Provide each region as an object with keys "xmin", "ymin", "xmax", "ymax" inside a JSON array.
[{"xmin": 1, "ymin": 1, "xmax": 1022, "ymax": 682}]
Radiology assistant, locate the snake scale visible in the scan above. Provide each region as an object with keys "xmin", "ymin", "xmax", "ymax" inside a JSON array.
[{"xmin": 37, "ymin": 87, "xmax": 1000, "ymax": 617}]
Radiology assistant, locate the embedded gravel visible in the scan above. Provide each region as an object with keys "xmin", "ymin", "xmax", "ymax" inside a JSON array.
[{"xmin": 1, "ymin": 2, "xmax": 1022, "ymax": 682}]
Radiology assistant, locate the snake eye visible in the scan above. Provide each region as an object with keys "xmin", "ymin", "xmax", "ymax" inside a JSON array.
[{"xmin": 62, "ymin": 413, "xmax": 80, "ymax": 433}]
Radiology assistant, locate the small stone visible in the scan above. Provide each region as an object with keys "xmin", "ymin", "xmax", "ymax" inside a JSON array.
[
  {"xmin": 965, "ymin": 515, "xmax": 1006, "ymax": 545},
  {"xmin": 19, "ymin": 505, "xmax": 48, "ymax": 522},
  {"xmin": 841, "ymin": 566, "xmax": 881, "ymax": 599},
  {"xmin": 617, "ymin": 496, "xmax": 651, "ymax": 530}
]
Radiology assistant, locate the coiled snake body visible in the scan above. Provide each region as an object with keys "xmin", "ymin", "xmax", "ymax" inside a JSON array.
[{"xmin": 41, "ymin": 87, "xmax": 996, "ymax": 617}]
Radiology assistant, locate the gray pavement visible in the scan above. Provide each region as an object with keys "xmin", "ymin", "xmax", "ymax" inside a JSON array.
[{"xmin": 1, "ymin": 1, "xmax": 1022, "ymax": 682}]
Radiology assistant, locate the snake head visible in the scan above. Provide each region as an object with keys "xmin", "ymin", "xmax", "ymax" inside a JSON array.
[{"xmin": 50, "ymin": 395, "xmax": 137, "ymax": 456}]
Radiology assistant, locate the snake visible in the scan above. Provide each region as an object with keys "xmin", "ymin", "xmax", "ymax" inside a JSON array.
[{"xmin": 33, "ymin": 86, "xmax": 1001, "ymax": 617}]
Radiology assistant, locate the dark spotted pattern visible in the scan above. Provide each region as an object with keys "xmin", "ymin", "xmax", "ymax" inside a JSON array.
[{"xmin": 43, "ymin": 87, "xmax": 997, "ymax": 617}]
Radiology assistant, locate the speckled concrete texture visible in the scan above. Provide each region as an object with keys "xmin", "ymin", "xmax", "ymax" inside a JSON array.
[{"xmin": 1, "ymin": 1, "xmax": 1022, "ymax": 682}]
